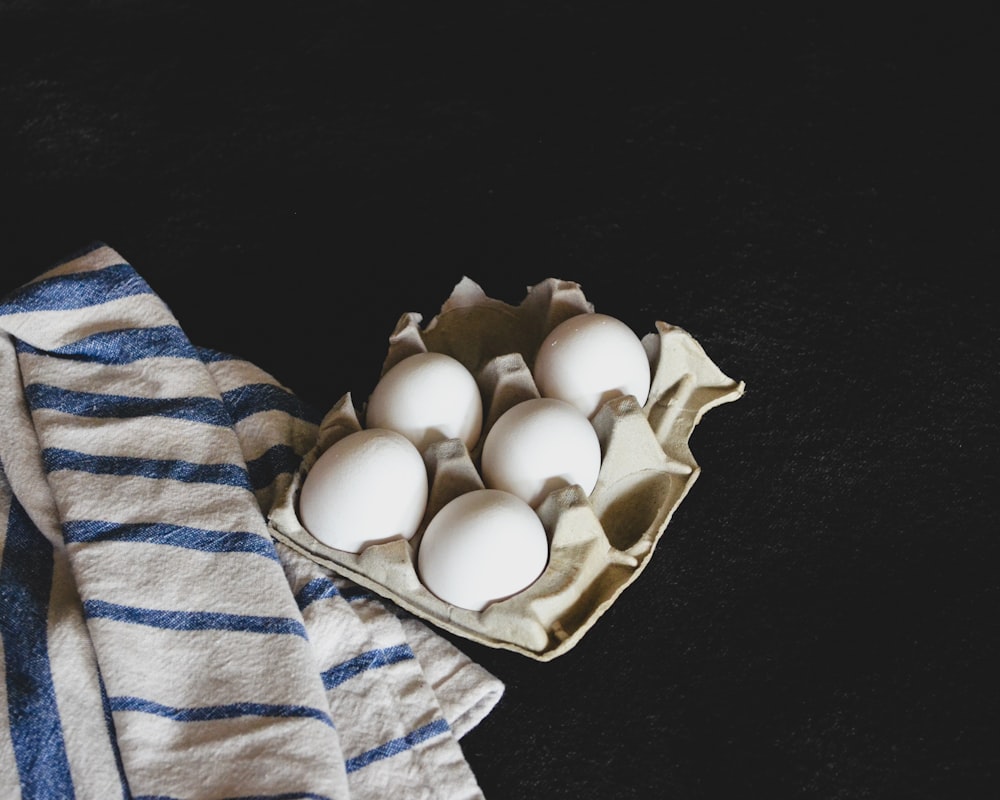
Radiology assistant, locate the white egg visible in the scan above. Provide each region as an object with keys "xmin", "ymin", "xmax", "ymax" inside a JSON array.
[
  {"xmin": 366, "ymin": 351, "xmax": 483, "ymax": 452},
  {"xmin": 417, "ymin": 489, "xmax": 549, "ymax": 611},
  {"xmin": 533, "ymin": 312, "xmax": 652, "ymax": 419},
  {"xmin": 480, "ymin": 397, "xmax": 602, "ymax": 508},
  {"xmin": 298, "ymin": 428, "xmax": 428, "ymax": 553}
]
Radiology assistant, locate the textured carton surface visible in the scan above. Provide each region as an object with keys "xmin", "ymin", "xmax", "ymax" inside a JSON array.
[{"xmin": 268, "ymin": 277, "xmax": 745, "ymax": 660}]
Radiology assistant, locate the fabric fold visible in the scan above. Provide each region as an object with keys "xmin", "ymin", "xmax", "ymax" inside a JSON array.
[{"xmin": 0, "ymin": 242, "xmax": 503, "ymax": 800}]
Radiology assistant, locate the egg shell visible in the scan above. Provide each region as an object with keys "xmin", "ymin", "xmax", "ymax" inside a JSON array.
[
  {"xmin": 365, "ymin": 351, "xmax": 483, "ymax": 452},
  {"xmin": 417, "ymin": 488, "xmax": 549, "ymax": 611},
  {"xmin": 297, "ymin": 427, "xmax": 428, "ymax": 553},
  {"xmin": 480, "ymin": 396, "xmax": 602, "ymax": 508},
  {"xmin": 533, "ymin": 312, "xmax": 652, "ymax": 419}
]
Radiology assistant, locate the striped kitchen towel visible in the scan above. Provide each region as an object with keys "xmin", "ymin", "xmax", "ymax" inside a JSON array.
[{"xmin": 0, "ymin": 242, "xmax": 503, "ymax": 800}]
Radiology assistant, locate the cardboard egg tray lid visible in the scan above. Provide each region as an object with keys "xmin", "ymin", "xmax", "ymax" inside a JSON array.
[{"xmin": 268, "ymin": 277, "xmax": 745, "ymax": 661}]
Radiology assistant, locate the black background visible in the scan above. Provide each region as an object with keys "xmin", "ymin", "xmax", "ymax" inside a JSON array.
[{"xmin": 2, "ymin": 3, "xmax": 998, "ymax": 798}]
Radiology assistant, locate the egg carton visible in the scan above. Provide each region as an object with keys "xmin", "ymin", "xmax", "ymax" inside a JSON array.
[{"xmin": 268, "ymin": 277, "xmax": 745, "ymax": 661}]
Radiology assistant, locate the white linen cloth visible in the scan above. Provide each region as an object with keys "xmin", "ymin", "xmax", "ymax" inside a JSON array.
[{"xmin": 0, "ymin": 242, "xmax": 503, "ymax": 799}]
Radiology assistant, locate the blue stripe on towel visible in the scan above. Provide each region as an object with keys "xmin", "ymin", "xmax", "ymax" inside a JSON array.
[
  {"xmin": 0, "ymin": 496, "xmax": 75, "ymax": 797},
  {"xmin": 42, "ymin": 447, "xmax": 253, "ymax": 490},
  {"xmin": 195, "ymin": 346, "xmax": 238, "ymax": 363},
  {"xmin": 134, "ymin": 794, "xmax": 338, "ymax": 800},
  {"xmin": 226, "ymin": 794, "xmax": 337, "ymax": 800},
  {"xmin": 15, "ymin": 325, "xmax": 195, "ymax": 363},
  {"xmin": 26, "ymin": 384, "xmax": 232, "ymax": 427},
  {"xmin": 107, "ymin": 695, "xmax": 334, "ymax": 728},
  {"xmin": 63, "ymin": 520, "xmax": 279, "ymax": 561},
  {"xmin": 221, "ymin": 794, "xmax": 336, "ymax": 800},
  {"xmin": 83, "ymin": 600, "xmax": 308, "ymax": 638},
  {"xmin": 321, "ymin": 644, "xmax": 415, "ymax": 690},
  {"xmin": 96, "ymin": 670, "xmax": 131, "ymax": 799},
  {"xmin": 295, "ymin": 578, "xmax": 380, "ymax": 609},
  {"xmin": 344, "ymin": 718, "xmax": 450, "ymax": 773},
  {"xmin": 0, "ymin": 263, "xmax": 152, "ymax": 315},
  {"xmin": 221, "ymin": 383, "xmax": 318, "ymax": 424},
  {"xmin": 295, "ymin": 577, "xmax": 341, "ymax": 611},
  {"xmin": 200, "ymin": 349, "xmax": 324, "ymax": 426},
  {"xmin": 245, "ymin": 444, "xmax": 304, "ymax": 490},
  {"xmin": 134, "ymin": 794, "xmax": 336, "ymax": 800}
]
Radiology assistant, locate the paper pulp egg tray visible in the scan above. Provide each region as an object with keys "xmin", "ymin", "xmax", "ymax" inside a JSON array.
[{"xmin": 268, "ymin": 277, "xmax": 745, "ymax": 661}]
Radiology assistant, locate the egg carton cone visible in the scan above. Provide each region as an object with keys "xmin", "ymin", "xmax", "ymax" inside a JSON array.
[{"xmin": 268, "ymin": 277, "xmax": 745, "ymax": 661}]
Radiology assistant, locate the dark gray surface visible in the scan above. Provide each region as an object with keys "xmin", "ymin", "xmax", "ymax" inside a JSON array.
[{"xmin": 3, "ymin": 4, "xmax": 997, "ymax": 797}]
